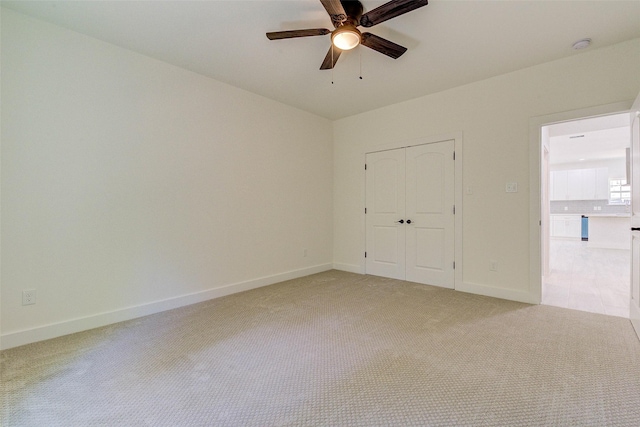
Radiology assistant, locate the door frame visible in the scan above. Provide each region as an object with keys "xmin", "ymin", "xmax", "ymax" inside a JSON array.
[
  {"xmin": 542, "ymin": 143, "xmax": 550, "ymax": 278},
  {"xmin": 363, "ymin": 132, "xmax": 463, "ymax": 288},
  {"xmin": 529, "ymin": 101, "xmax": 634, "ymax": 304}
]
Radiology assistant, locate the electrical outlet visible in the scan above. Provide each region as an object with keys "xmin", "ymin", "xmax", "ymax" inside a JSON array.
[
  {"xmin": 490, "ymin": 260, "xmax": 498, "ymax": 271},
  {"xmin": 303, "ymin": 249, "xmax": 308, "ymax": 257},
  {"xmin": 22, "ymin": 290, "xmax": 36, "ymax": 306},
  {"xmin": 506, "ymin": 182, "xmax": 518, "ymax": 193}
]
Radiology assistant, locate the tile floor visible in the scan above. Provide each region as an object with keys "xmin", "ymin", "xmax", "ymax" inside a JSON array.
[{"xmin": 542, "ymin": 238, "xmax": 630, "ymax": 318}]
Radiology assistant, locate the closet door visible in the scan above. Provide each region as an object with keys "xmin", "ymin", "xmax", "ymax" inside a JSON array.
[
  {"xmin": 405, "ymin": 141, "xmax": 455, "ymax": 288},
  {"xmin": 365, "ymin": 149, "xmax": 406, "ymax": 280}
]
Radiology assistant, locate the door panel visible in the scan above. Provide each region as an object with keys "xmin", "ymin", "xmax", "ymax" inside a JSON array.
[
  {"xmin": 373, "ymin": 226, "xmax": 400, "ymax": 264},
  {"xmin": 374, "ymin": 159, "xmax": 401, "ymax": 213},
  {"xmin": 630, "ymin": 91, "xmax": 640, "ymax": 339},
  {"xmin": 631, "ymin": 231, "xmax": 640, "ymax": 336},
  {"xmin": 415, "ymin": 227, "xmax": 445, "ymax": 270},
  {"xmin": 405, "ymin": 141, "xmax": 455, "ymax": 288},
  {"xmin": 632, "ymin": 234, "xmax": 640, "ymax": 302},
  {"xmin": 415, "ymin": 152, "xmax": 444, "ymax": 214},
  {"xmin": 366, "ymin": 149, "xmax": 406, "ymax": 279}
]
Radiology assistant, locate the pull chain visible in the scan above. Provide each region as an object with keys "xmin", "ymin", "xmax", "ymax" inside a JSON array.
[
  {"xmin": 331, "ymin": 45, "xmax": 334, "ymax": 84},
  {"xmin": 359, "ymin": 48, "xmax": 363, "ymax": 80}
]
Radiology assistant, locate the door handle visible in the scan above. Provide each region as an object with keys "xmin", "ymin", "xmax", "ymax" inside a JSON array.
[
  {"xmin": 632, "ymin": 228, "xmax": 640, "ymax": 231},
  {"xmin": 395, "ymin": 219, "xmax": 404, "ymax": 224},
  {"xmin": 406, "ymin": 219, "xmax": 412, "ymax": 224}
]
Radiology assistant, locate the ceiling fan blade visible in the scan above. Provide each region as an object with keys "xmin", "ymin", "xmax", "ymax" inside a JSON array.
[
  {"xmin": 266, "ymin": 28, "xmax": 331, "ymax": 40},
  {"xmin": 361, "ymin": 33, "xmax": 407, "ymax": 59},
  {"xmin": 320, "ymin": 45, "xmax": 343, "ymax": 70},
  {"xmin": 319, "ymin": 0, "xmax": 347, "ymax": 27},
  {"xmin": 360, "ymin": 0, "xmax": 428, "ymax": 28}
]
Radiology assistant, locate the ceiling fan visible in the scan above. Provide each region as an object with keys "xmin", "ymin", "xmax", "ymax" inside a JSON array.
[{"xmin": 266, "ymin": 0, "xmax": 428, "ymax": 70}]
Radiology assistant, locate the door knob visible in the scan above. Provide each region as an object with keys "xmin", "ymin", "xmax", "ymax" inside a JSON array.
[
  {"xmin": 395, "ymin": 219, "xmax": 404, "ymax": 224},
  {"xmin": 406, "ymin": 219, "xmax": 412, "ymax": 224}
]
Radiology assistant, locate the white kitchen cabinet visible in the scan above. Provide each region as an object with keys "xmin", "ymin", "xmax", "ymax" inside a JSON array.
[
  {"xmin": 588, "ymin": 216, "xmax": 631, "ymax": 249},
  {"xmin": 566, "ymin": 216, "xmax": 582, "ymax": 237},
  {"xmin": 551, "ymin": 215, "xmax": 582, "ymax": 238},
  {"xmin": 595, "ymin": 168, "xmax": 609, "ymax": 199},
  {"xmin": 567, "ymin": 170, "xmax": 583, "ymax": 200},
  {"xmin": 550, "ymin": 168, "xmax": 609, "ymax": 201},
  {"xmin": 581, "ymin": 169, "xmax": 597, "ymax": 199},
  {"xmin": 552, "ymin": 170, "xmax": 568, "ymax": 200}
]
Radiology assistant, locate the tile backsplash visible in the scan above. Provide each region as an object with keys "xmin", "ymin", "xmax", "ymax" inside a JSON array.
[{"xmin": 550, "ymin": 200, "xmax": 630, "ymax": 215}]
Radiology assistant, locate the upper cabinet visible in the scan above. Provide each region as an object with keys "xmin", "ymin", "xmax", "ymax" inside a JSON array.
[
  {"xmin": 551, "ymin": 170, "xmax": 568, "ymax": 201},
  {"xmin": 595, "ymin": 168, "xmax": 610, "ymax": 199},
  {"xmin": 551, "ymin": 168, "xmax": 609, "ymax": 200},
  {"xmin": 567, "ymin": 169, "xmax": 583, "ymax": 200}
]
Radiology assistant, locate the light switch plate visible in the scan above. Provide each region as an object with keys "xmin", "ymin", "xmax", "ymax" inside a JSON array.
[{"xmin": 506, "ymin": 182, "xmax": 518, "ymax": 193}]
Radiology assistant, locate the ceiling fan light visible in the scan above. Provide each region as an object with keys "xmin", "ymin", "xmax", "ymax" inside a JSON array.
[{"xmin": 332, "ymin": 27, "xmax": 361, "ymax": 50}]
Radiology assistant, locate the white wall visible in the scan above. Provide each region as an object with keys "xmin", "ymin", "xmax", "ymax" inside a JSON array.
[
  {"xmin": 1, "ymin": 9, "xmax": 333, "ymax": 349},
  {"xmin": 333, "ymin": 38, "xmax": 640, "ymax": 302}
]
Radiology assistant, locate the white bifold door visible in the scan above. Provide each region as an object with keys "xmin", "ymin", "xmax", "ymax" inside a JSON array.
[{"xmin": 365, "ymin": 141, "xmax": 455, "ymax": 289}]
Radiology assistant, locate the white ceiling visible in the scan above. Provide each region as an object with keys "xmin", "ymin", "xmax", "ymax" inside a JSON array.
[
  {"xmin": 3, "ymin": 0, "xmax": 640, "ymax": 120},
  {"xmin": 549, "ymin": 113, "xmax": 630, "ymax": 165}
]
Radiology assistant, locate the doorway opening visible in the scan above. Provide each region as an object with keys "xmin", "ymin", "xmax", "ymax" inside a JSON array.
[{"xmin": 541, "ymin": 113, "xmax": 631, "ymax": 317}]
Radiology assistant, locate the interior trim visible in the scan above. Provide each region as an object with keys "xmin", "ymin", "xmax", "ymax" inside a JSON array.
[
  {"xmin": 528, "ymin": 101, "xmax": 633, "ymax": 305},
  {"xmin": 1, "ymin": 264, "xmax": 333, "ymax": 350},
  {"xmin": 333, "ymin": 263, "xmax": 364, "ymax": 274}
]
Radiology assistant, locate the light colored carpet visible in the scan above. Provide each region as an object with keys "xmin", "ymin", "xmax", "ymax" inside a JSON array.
[{"xmin": 2, "ymin": 270, "xmax": 640, "ymax": 426}]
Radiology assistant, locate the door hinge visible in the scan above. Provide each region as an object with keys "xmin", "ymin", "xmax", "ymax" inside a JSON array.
[
  {"xmin": 365, "ymin": 164, "xmax": 367, "ymax": 170},
  {"xmin": 453, "ymin": 205, "xmax": 456, "ymax": 215},
  {"xmin": 365, "ymin": 252, "xmax": 367, "ymax": 258},
  {"xmin": 453, "ymin": 151, "xmax": 456, "ymax": 161},
  {"xmin": 365, "ymin": 207, "xmax": 367, "ymax": 214},
  {"xmin": 453, "ymin": 261, "xmax": 456, "ymax": 270}
]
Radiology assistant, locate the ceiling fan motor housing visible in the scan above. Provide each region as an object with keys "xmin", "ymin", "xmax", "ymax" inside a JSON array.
[
  {"xmin": 330, "ymin": 1, "xmax": 363, "ymax": 28},
  {"xmin": 341, "ymin": 1, "xmax": 364, "ymax": 23}
]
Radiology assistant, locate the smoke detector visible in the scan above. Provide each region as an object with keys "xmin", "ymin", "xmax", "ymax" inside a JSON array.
[{"xmin": 572, "ymin": 38, "xmax": 592, "ymax": 50}]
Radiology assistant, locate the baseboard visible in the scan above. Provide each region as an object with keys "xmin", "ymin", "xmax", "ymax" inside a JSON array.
[
  {"xmin": 332, "ymin": 263, "xmax": 364, "ymax": 274},
  {"xmin": 456, "ymin": 281, "xmax": 539, "ymax": 305},
  {"xmin": 0, "ymin": 264, "xmax": 333, "ymax": 350},
  {"xmin": 330, "ymin": 268, "xmax": 539, "ymax": 305}
]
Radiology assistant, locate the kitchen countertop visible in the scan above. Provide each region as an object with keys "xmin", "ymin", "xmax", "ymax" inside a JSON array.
[
  {"xmin": 583, "ymin": 213, "xmax": 630, "ymax": 218},
  {"xmin": 550, "ymin": 213, "xmax": 630, "ymax": 217}
]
